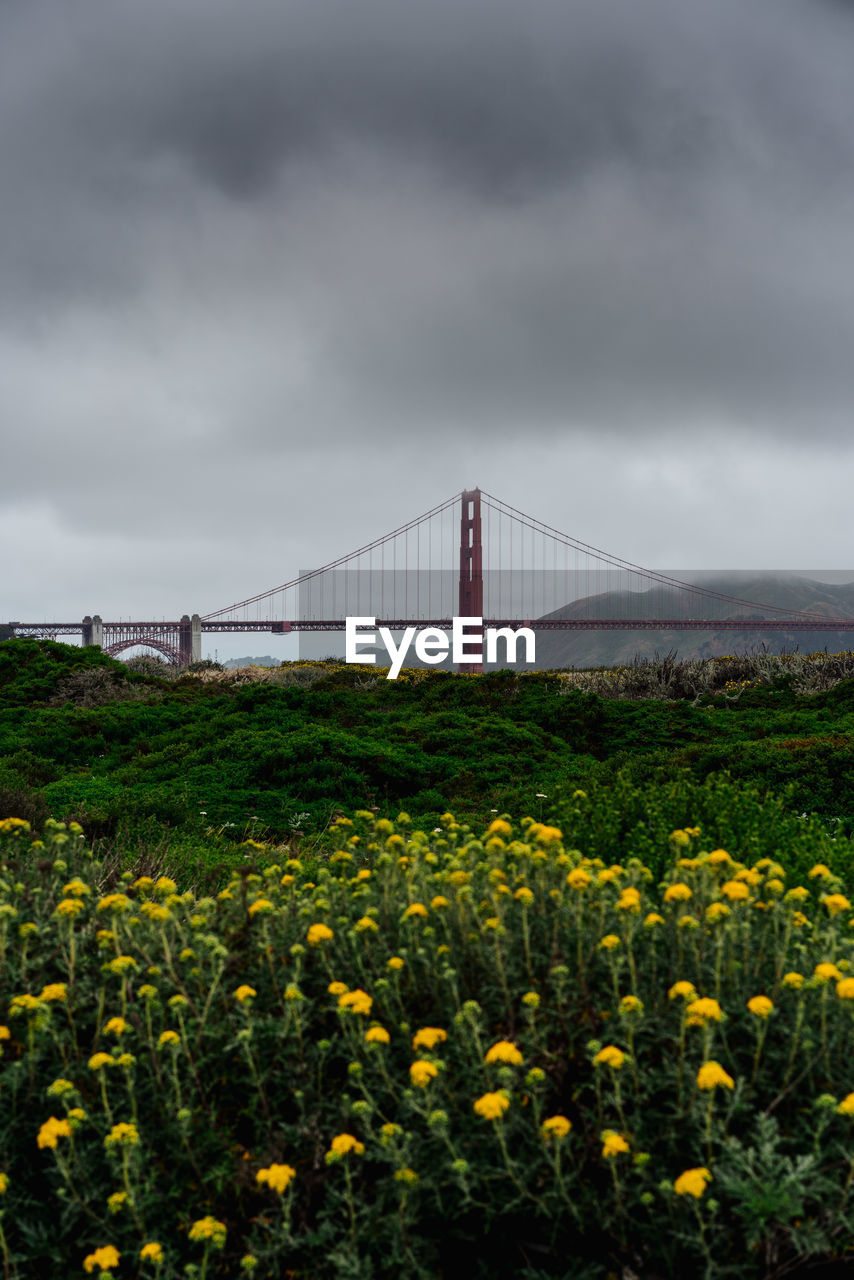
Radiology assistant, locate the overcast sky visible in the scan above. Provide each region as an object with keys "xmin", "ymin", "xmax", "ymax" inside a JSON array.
[{"xmin": 3, "ymin": 0, "xmax": 854, "ymax": 657}]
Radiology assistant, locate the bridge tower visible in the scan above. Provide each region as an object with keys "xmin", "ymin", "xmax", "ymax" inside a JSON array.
[
  {"xmin": 458, "ymin": 488, "xmax": 483, "ymax": 672},
  {"xmin": 81, "ymin": 615, "xmax": 103, "ymax": 649},
  {"xmin": 178, "ymin": 615, "xmax": 203, "ymax": 666}
]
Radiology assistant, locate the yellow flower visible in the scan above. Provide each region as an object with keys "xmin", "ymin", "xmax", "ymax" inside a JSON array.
[
  {"xmin": 140, "ymin": 902, "xmax": 170, "ymax": 922},
  {"xmin": 158, "ymin": 1030, "xmax": 180, "ymax": 1047},
  {"xmin": 643, "ymin": 912, "xmax": 665, "ymax": 928},
  {"xmin": 685, "ymin": 998, "xmax": 723, "ymax": 1025},
  {"xmin": 0, "ymin": 1025, "xmax": 9, "ymax": 1040},
  {"xmin": 696, "ymin": 1061, "xmax": 735, "ymax": 1091},
  {"xmin": 782, "ymin": 972, "xmax": 804, "ymax": 989},
  {"xmin": 566, "ymin": 868, "xmax": 591, "ymax": 890},
  {"xmin": 814, "ymin": 962, "xmax": 843, "ymax": 984},
  {"xmin": 707, "ymin": 849, "xmax": 731, "ymax": 866},
  {"xmin": 46, "ymin": 1078, "xmax": 75, "ymax": 1097},
  {"xmin": 83, "ymin": 1245, "xmax": 121, "ymax": 1273},
  {"xmin": 88, "ymin": 1052, "xmax": 114, "ymax": 1071},
  {"xmin": 663, "ymin": 883, "xmax": 692, "ymax": 903},
  {"xmin": 514, "ymin": 887, "xmax": 534, "ymax": 906},
  {"xmin": 721, "ymin": 880, "xmax": 750, "ymax": 901},
  {"xmin": 103, "ymin": 1017, "xmax": 128, "ymax": 1036},
  {"xmin": 37, "ymin": 1116, "xmax": 72, "ymax": 1149},
  {"xmin": 598, "ymin": 934, "xmax": 620, "ymax": 951},
  {"xmin": 365, "ymin": 1025, "xmax": 391, "ymax": 1045},
  {"xmin": 97, "ymin": 894, "xmax": 131, "ymax": 914},
  {"xmin": 394, "ymin": 1167, "xmax": 419, "ymax": 1185},
  {"xmin": 248, "ymin": 897, "xmax": 273, "ymax": 917},
  {"xmin": 619, "ymin": 995, "xmax": 643, "ymax": 1016},
  {"xmin": 410, "ymin": 1060, "xmax": 439, "ymax": 1088},
  {"xmin": 617, "ymin": 887, "xmax": 641, "ymax": 912},
  {"xmin": 674, "ymin": 1167, "xmax": 712, "ymax": 1198},
  {"xmin": 705, "ymin": 902, "xmax": 731, "ymax": 923},
  {"xmin": 104, "ymin": 1122, "xmax": 139, "ymax": 1149},
  {"xmin": 747, "ymin": 996, "xmax": 773, "ymax": 1019},
  {"xmin": 785, "ymin": 886, "xmax": 810, "ymax": 903},
  {"xmin": 107, "ymin": 1191, "xmax": 127, "ymax": 1214},
  {"xmin": 56, "ymin": 898, "xmax": 85, "ymax": 917},
  {"xmin": 8, "ymin": 994, "xmax": 41, "ymax": 1016},
  {"xmin": 39, "ymin": 983, "xmax": 68, "ymax": 1002},
  {"xmin": 351, "ymin": 916, "xmax": 377, "ymax": 935},
  {"xmin": 808, "ymin": 864, "xmax": 832, "ymax": 880},
  {"xmin": 234, "ymin": 985, "xmax": 257, "ymax": 1004},
  {"xmin": 188, "ymin": 1216, "xmax": 226, "ymax": 1246},
  {"xmin": 327, "ymin": 981, "xmax": 348, "ymax": 996},
  {"xmin": 256, "ymin": 1163, "xmax": 296, "ymax": 1194},
  {"xmin": 327, "ymin": 1133, "xmax": 365, "ymax": 1159},
  {"xmin": 0, "ymin": 817, "xmax": 30, "ymax": 833},
  {"xmin": 837, "ymin": 1094, "xmax": 854, "ymax": 1116},
  {"xmin": 541, "ymin": 1115, "xmax": 572, "ymax": 1140},
  {"xmin": 601, "ymin": 1130, "xmax": 630, "ymax": 1158},
  {"xmin": 593, "ymin": 1045, "xmax": 626, "ymax": 1070},
  {"xmin": 484, "ymin": 1040, "xmax": 523, "ymax": 1066},
  {"xmin": 430, "ymin": 896, "xmax": 450, "ymax": 910},
  {"xmin": 412, "ymin": 1027, "xmax": 447, "ymax": 1051},
  {"xmin": 823, "ymin": 894, "xmax": 851, "ymax": 917},
  {"xmin": 140, "ymin": 1243, "xmax": 164, "ymax": 1262},
  {"xmin": 403, "ymin": 903, "xmax": 428, "ymax": 919},
  {"xmin": 473, "ymin": 1091, "xmax": 511, "ymax": 1120},
  {"xmin": 487, "ymin": 818, "xmax": 513, "ymax": 838},
  {"xmin": 338, "ymin": 989, "xmax": 373, "ymax": 1017},
  {"xmin": 306, "ymin": 923, "xmax": 334, "ymax": 946},
  {"xmin": 529, "ymin": 823, "xmax": 562, "ymax": 846},
  {"xmin": 387, "ymin": 956, "xmax": 405, "ymax": 971},
  {"xmin": 837, "ymin": 979, "xmax": 854, "ymax": 1000},
  {"xmin": 668, "ymin": 981, "xmax": 697, "ymax": 1001}
]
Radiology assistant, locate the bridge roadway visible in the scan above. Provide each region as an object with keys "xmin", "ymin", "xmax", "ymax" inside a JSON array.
[{"xmin": 10, "ymin": 617, "xmax": 854, "ymax": 635}]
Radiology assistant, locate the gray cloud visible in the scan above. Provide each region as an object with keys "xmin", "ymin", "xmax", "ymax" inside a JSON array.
[{"xmin": 2, "ymin": 0, "xmax": 854, "ymax": 632}]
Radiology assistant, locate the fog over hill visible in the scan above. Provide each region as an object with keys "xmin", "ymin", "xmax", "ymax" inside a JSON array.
[{"xmin": 534, "ymin": 573, "xmax": 854, "ymax": 668}]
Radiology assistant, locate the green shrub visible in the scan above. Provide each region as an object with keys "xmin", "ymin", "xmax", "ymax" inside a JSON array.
[{"xmin": 2, "ymin": 804, "xmax": 854, "ymax": 1278}]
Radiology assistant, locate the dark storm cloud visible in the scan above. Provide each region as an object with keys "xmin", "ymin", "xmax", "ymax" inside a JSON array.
[
  {"xmin": 3, "ymin": 0, "xmax": 854, "ymax": 619},
  {"xmin": 1, "ymin": 0, "xmax": 852, "ymax": 429}
]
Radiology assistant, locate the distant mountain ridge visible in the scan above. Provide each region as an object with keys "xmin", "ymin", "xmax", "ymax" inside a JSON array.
[{"xmin": 533, "ymin": 574, "xmax": 854, "ymax": 668}]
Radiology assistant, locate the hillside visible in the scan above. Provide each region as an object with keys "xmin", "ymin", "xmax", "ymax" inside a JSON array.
[{"xmin": 533, "ymin": 573, "xmax": 854, "ymax": 668}]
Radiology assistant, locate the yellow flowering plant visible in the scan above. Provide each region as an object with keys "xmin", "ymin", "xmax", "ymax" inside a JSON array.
[{"xmin": 3, "ymin": 796, "xmax": 854, "ymax": 1277}]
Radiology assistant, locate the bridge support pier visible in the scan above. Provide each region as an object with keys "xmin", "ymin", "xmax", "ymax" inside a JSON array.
[
  {"xmin": 81, "ymin": 615, "xmax": 103, "ymax": 649},
  {"xmin": 178, "ymin": 614, "xmax": 202, "ymax": 666}
]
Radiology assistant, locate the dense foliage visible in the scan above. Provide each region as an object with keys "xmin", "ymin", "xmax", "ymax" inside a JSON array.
[
  {"xmin": 4, "ymin": 639, "xmax": 854, "ymax": 887},
  {"xmin": 3, "ymin": 811, "xmax": 854, "ymax": 1278}
]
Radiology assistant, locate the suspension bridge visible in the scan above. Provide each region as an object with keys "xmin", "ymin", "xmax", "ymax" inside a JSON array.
[{"xmin": 7, "ymin": 488, "xmax": 854, "ymax": 667}]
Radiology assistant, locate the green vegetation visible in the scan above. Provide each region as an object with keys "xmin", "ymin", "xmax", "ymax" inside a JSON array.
[
  {"xmin": 3, "ymin": 812, "xmax": 854, "ymax": 1277},
  {"xmin": 5, "ymin": 639, "xmax": 854, "ymax": 1274},
  {"xmin": 3, "ymin": 639, "xmax": 854, "ymax": 886}
]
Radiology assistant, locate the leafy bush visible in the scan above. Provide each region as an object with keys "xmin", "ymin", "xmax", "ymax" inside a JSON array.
[{"xmin": 3, "ymin": 805, "xmax": 854, "ymax": 1277}]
